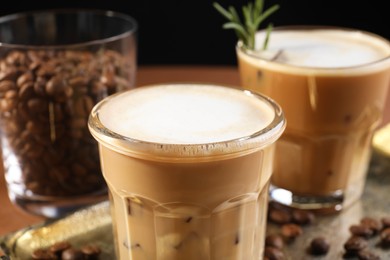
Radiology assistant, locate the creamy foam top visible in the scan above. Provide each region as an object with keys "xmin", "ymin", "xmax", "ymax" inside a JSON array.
[
  {"xmin": 254, "ymin": 29, "xmax": 390, "ymax": 68},
  {"xmin": 98, "ymin": 84, "xmax": 274, "ymax": 144}
]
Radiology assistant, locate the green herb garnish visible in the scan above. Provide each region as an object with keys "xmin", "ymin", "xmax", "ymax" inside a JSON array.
[{"xmin": 213, "ymin": 0, "xmax": 280, "ymax": 51}]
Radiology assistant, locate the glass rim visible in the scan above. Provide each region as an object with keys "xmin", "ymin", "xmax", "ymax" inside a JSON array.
[
  {"xmin": 88, "ymin": 83, "xmax": 286, "ymax": 162},
  {"xmin": 0, "ymin": 8, "xmax": 138, "ymax": 49},
  {"xmin": 236, "ymin": 25, "xmax": 390, "ymax": 73}
]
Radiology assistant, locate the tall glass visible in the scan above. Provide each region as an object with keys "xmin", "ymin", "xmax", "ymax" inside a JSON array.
[
  {"xmin": 236, "ymin": 26, "xmax": 390, "ymax": 212},
  {"xmin": 0, "ymin": 9, "xmax": 137, "ymax": 218},
  {"xmin": 89, "ymin": 83, "xmax": 285, "ymax": 259}
]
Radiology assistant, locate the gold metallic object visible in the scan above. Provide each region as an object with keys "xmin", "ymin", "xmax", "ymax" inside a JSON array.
[
  {"xmin": 0, "ymin": 201, "xmax": 113, "ymax": 259},
  {"xmin": 373, "ymin": 123, "xmax": 390, "ymax": 157}
]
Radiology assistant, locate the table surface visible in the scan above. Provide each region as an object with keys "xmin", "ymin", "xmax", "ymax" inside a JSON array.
[{"xmin": 0, "ymin": 65, "xmax": 390, "ymax": 241}]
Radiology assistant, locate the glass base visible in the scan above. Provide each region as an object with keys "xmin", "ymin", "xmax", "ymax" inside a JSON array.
[
  {"xmin": 8, "ymin": 190, "xmax": 108, "ymax": 219},
  {"xmin": 269, "ymin": 185, "xmax": 345, "ymax": 214}
]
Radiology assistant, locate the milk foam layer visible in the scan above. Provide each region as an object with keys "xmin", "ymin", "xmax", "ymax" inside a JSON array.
[
  {"xmin": 98, "ymin": 84, "xmax": 274, "ymax": 144},
  {"xmin": 255, "ymin": 29, "xmax": 390, "ymax": 68}
]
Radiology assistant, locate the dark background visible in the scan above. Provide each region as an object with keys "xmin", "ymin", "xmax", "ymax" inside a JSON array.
[{"xmin": 1, "ymin": 0, "xmax": 389, "ymax": 66}]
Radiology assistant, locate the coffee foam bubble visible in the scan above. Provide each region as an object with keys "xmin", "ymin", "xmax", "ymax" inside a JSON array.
[
  {"xmin": 98, "ymin": 84, "xmax": 274, "ymax": 145},
  {"xmin": 252, "ymin": 29, "xmax": 390, "ymax": 70}
]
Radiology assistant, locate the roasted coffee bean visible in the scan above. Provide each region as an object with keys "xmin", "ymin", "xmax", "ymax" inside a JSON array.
[
  {"xmin": 4, "ymin": 89, "xmax": 17, "ymax": 99},
  {"xmin": 31, "ymin": 241, "xmax": 102, "ymax": 260},
  {"xmin": 265, "ymin": 234, "xmax": 284, "ymax": 249},
  {"xmin": 34, "ymin": 77, "xmax": 47, "ymax": 96},
  {"xmin": 264, "ymin": 246, "xmax": 285, "ymax": 260},
  {"xmin": 380, "ymin": 227, "xmax": 390, "ymax": 248},
  {"xmin": 27, "ymin": 98, "xmax": 48, "ymax": 113},
  {"xmin": 357, "ymin": 249, "xmax": 381, "ymax": 260},
  {"xmin": 344, "ymin": 236, "xmax": 368, "ymax": 255},
  {"xmin": 381, "ymin": 217, "xmax": 390, "ymax": 229},
  {"xmin": 17, "ymin": 71, "xmax": 34, "ymax": 87},
  {"xmin": 49, "ymin": 241, "xmax": 72, "ymax": 256},
  {"xmin": 291, "ymin": 209, "xmax": 315, "ymax": 225},
  {"xmin": 308, "ymin": 237, "xmax": 330, "ymax": 255},
  {"xmin": 0, "ymin": 80, "xmax": 16, "ymax": 92},
  {"xmin": 269, "ymin": 208, "xmax": 292, "ymax": 225},
  {"xmin": 280, "ymin": 223, "xmax": 303, "ymax": 240},
  {"xmin": 80, "ymin": 244, "xmax": 101, "ymax": 259},
  {"xmin": 61, "ymin": 248, "xmax": 83, "ymax": 260},
  {"xmin": 31, "ymin": 248, "xmax": 58, "ymax": 259},
  {"xmin": 18, "ymin": 82, "xmax": 34, "ymax": 100},
  {"xmin": 37, "ymin": 64, "xmax": 55, "ymax": 77},
  {"xmin": 361, "ymin": 217, "xmax": 383, "ymax": 234},
  {"xmin": 0, "ymin": 67, "xmax": 18, "ymax": 81},
  {"xmin": 6, "ymin": 51, "xmax": 26, "ymax": 65},
  {"xmin": 0, "ymin": 98, "xmax": 16, "ymax": 112},
  {"xmin": 68, "ymin": 76, "xmax": 88, "ymax": 88},
  {"xmin": 350, "ymin": 224, "xmax": 375, "ymax": 238}
]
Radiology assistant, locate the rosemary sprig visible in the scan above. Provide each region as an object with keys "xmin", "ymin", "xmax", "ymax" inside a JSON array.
[{"xmin": 213, "ymin": 0, "xmax": 280, "ymax": 51}]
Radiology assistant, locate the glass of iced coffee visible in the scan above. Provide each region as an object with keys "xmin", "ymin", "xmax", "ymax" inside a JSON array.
[
  {"xmin": 88, "ymin": 83, "xmax": 285, "ymax": 259},
  {"xmin": 236, "ymin": 26, "xmax": 390, "ymax": 212}
]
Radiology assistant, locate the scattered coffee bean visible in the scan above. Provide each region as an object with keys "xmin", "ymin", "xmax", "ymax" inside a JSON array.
[
  {"xmin": 49, "ymin": 241, "xmax": 71, "ymax": 257},
  {"xmin": 49, "ymin": 241, "xmax": 72, "ymax": 253},
  {"xmin": 280, "ymin": 223, "xmax": 303, "ymax": 241},
  {"xmin": 380, "ymin": 228, "xmax": 390, "ymax": 248},
  {"xmin": 344, "ymin": 236, "xmax": 368, "ymax": 256},
  {"xmin": 265, "ymin": 234, "xmax": 284, "ymax": 250},
  {"xmin": 308, "ymin": 236, "xmax": 330, "ymax": 255},
  {"xmin": 357, "ymin": 249, "xmax": 381, "ymax": 260},
  {"xmin": 381, "ymin": 217, "xmax": 390, "ymax": 229},
  {"xmin": 80, "ymin": 244, "xmax": 101, "ymax": 260},
  {"xmin": 291, "ymin": 209, "xmax": 315, "ymax": 226},
  {"xmin": 269, "ymin": 208, "xmax": 292, "ymax": 225},
  {"xmin": 265, "ymin": 204, "xmax": 389, "ymax": 258},
  {"xmin": 350, "ymin": 224, "xmax": 375, "ymax": 238},
  {"xmin": 264, "ymin": 246, "xmax": 285, "ymax": 260},
  {"xmin": 31, "ymin": 241, "xmax": 101, "ymax": 260},
  {"xmin": 361, "ymin": 217, "xmax": 383, "ymax": 234},
  {"xmin": 31, "ymin": 248, "xmax": 58, "ymax": 259},
  {"xmin": 61, "ymin": 248, "xmax": 83, "ymax": 260}
]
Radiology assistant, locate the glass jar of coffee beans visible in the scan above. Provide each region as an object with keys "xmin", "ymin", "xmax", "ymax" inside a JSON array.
[{"xmin": 0, "ymin": 9, "xmax": 137, "ymax": 218}]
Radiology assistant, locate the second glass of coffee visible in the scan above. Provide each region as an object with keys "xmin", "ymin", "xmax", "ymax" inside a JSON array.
[{"xmin": 237, "ymin": 26, "xmax": 390, "ymax": 212}]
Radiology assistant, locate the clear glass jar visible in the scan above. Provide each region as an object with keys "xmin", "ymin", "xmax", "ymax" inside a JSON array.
[{"xmin": 0, "ymin": 9, "xmax": 137, "ymax": 218}]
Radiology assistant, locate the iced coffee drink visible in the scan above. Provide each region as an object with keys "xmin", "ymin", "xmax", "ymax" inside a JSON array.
[
  {"xmin": 237, "ymin": 27, "xmax": 390, "ymax": 211},
  {"xmin": 88, "ymin": 84, "xmax": 285, "ymax": 259}
]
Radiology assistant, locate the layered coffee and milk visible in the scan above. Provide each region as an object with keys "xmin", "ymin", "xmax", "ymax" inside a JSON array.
[
  {"xmin": 237, "ymin": 28, "xmax": 390, "ymax": 210},
  {"xmin": 89, "ymin": 84, "xmax": 285, "ymax": 259}
]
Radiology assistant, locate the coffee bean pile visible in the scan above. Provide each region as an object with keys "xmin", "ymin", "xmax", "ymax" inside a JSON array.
[
  {"xmin": 264, "ymin": 202, "xmax": 317, "ymax": 260},
  {"xmin": 0, "ymin": 49, "xmax": 133, "ymax": 197},
  {"xmin": 265, "ymin": 202, "xmax": 390, "ymax": 260},
  {"xmin": 31, "ymin": 241, "xmax": 101, "ymax": 260},
  {"xmin": 343, "ymin": 216, "xmax": 390, "ymax": 259}
]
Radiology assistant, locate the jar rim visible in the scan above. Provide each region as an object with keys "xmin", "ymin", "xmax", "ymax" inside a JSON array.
[{"xmin": 0, "ymin": 8, "xmax": 138, "ymax": 49}]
